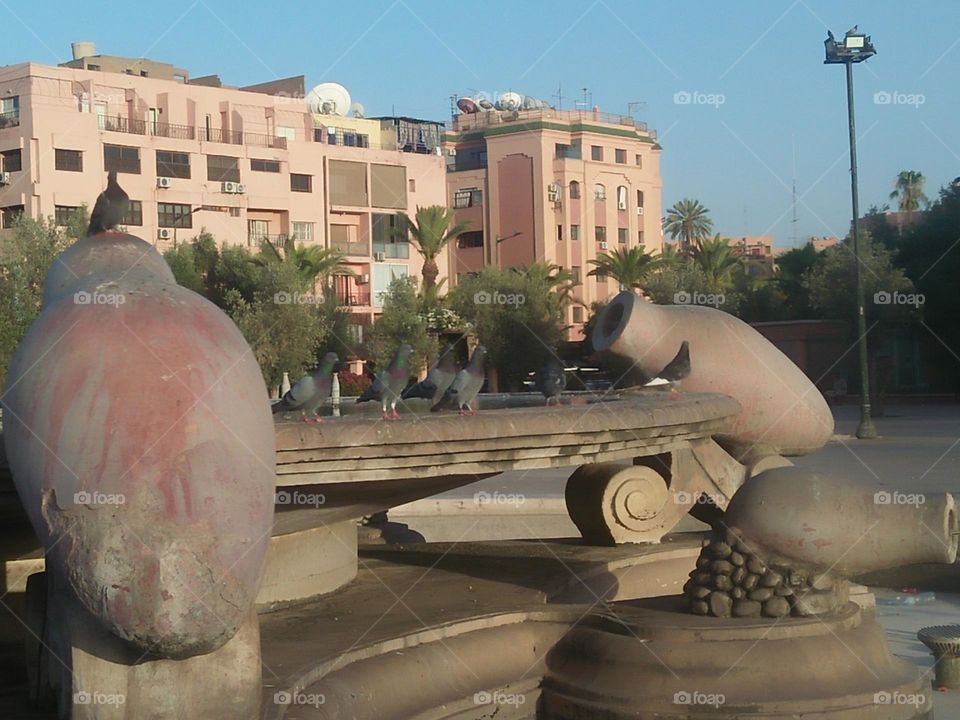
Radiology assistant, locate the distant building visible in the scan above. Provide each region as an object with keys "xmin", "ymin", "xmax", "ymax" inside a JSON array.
[
  {"xmin": 443, "ymin": 105, "xmax": 663, "ymax": 340},
  {"xmin": 0, "ymin": 43, "xmax": 449, "ymax": 339},
  {"xmin": 809, "ymin": 236, "xmax": 840, "ymax": 252},
  {"xmin": 725, "ymin": 235, "xmax": 775, "ymax": 277}
]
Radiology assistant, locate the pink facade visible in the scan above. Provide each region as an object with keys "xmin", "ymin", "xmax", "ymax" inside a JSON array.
[
  {"xmin": 443, "ymin": 108, "xmax": 663, "ymax": 339},
  {"xmin": 0, "ymin": 60, "xmax": 448, "ymax": 329}
]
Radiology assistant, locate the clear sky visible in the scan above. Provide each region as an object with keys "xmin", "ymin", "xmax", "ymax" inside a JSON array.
[{"xmin": 3, "ymin": 0, "xmax": 958, "ymax": 248}]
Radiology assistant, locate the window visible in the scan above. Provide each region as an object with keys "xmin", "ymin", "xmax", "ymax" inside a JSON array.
[
  {"xmin": 292, "ymin": 222, "xmax": 314, "ymax": 242},
  {"xmin": 370, "ymin": 164, "xmax": 406, "ymax": 208},
  {"xmin": 122, "ymin": 200, "xmax": 143, "ymax": 226},
  {"xmin": 615, "ymin": 148, "xmax": 627, "ymax": 164},
  {"xmin": 55, "ymin": 149, "xmax": 83, "ymax": 172},
  {"xmin": 593, "ymin": 183, "xmax": 606, "ymax": 200},
  {"xmin": 1, "ymin": 149, "xmax": 22, "ymax": 173},
  {"xmin": 0, "ymin": 205, "xmax": 24, "ymax": 229},
  {"xmin": 555, "ymin": 142, "xmax": 581, "ymax": 160},
  {"xmin": 618, "ymin": 227, "xmax": 629, "ymax": 244},
  {"xmin": 571, "ymin": 266, "xmax": 582, "ymax": 283},
  {"xmin": 557, "ymin": 225, "xmax": 563, "ymax": 241},
  {"xmin": 408, "ymin": 179, "xmax": 416, "ymax": 192},
  {"xmin": 457, "ymin": 230, "xmax": 484, "ymax": 249},
  {"xmin": 572, "ymin": 306, "xmax": 584, "ymax": 323},
  {"xmin": 595, "ymin": 269, "xmax": 608, "ymax": 282},
  {"xmin": 0, "ymin": 95, "xmax": 18, "ymax": 128},
  {"xmin": 158, "ymin": 202, "xmax": 193, "ymax": 228},
  {"xmin": 103, "ymin": 144, "xmax": 140, "ymax": 174},
  {"xmin": 55, "ymin": 205, "xmax": 82, "ymax": 227},
  {"xmin": 635, "ymin": 154, "xmax": 643, "ymax": 167},
  {"xmin": 156, "ymin": 150, "xmax": 190, "ymax": 179},
  {"xmin": 290, "ymin": 173, "xmax": 312, "ymax": 192},
  {"xmin": 595, "ymin": 226, "xmax": 607, "ymax": 243},
  {"xmin": 207, "ymin": 155, "xmax": 239, "ymax": 183},
  {"xmin": 251, "ymin": 158, "xmax": 281, "ymax": 173},
  {"xmin": 617, "ymin": 186, "xmax": 628, "ymax": 210},
  {"xmin": 454, "ymin": 188, "xmax": 482, "ymax": 208},
  {"xmin": 276, "ymin": 126, "xmax": 296, "ymax": 143},
  {"xmin": 372, "ymin": 213, "xmax": 410, "ymax": 259},
  {"xmin": 568, "ymin": 180, "xmax": 580, "ymax": 199},
  {"xmin": 591, "ymin": 145, "xmax": 603, "ymax": 161},
  {"xmin": 372, "ymin": 264, "xmax": 409, "ymax": 306},
  {"xmin": 637, "ymin": 189, "xmax": 645, "ymax": 208},
  {"xmin": 638, "ymin": 230, "xmax": 645, "ymax": 246},
  {"xmin": 571, "ymin": 224, "xmax": 580, "ymax": 241}
]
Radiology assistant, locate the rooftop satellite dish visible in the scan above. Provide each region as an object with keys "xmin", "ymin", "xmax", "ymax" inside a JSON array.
[
  {"xmin": 498, "ymin": 91, "xmax": 523, "ymax": 111},
  {"xmin": 306, "ymin": 82, "xmax": 351, "ymax": 116},
  {"xmin": 457, "ymin": 97, "xmax": 478, "ymax": 113},
  {"xmin": 477, "ymin": 97, "xmax": 494, "ymax": 110},
  {"xmin": 350, "ymin": 102, "xmax": 365, "ymax": 118}
]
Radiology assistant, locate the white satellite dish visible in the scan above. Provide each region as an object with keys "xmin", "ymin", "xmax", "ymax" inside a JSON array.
[
  {"xmin": 498, "ymin": 91, "xmax": 523, "ymax": 111},
  {"xmin": 350, "ymin": 102, "xmax": 365, "ymax": 118},
  {"xmin": 306, "ymin": 82, "xmax": 351, "ymax": 116}
]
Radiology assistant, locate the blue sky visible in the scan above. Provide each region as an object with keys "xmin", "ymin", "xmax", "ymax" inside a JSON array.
[{"xmin": 3, "ymin": 0, "xmax": 958, "ymax": 248}]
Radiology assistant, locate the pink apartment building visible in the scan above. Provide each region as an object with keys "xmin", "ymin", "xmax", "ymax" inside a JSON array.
[
  {"xmin": 442, "ymin": 107, "xmax": 663, "ymax": 340},
  {"xmin": 0, "ymin": 45, "xmax": 448, "ymax": 337}
]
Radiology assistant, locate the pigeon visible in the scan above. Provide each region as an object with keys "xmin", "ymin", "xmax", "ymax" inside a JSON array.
[
  {"xmin": 643, "ymin": 341, "xmax": 690, "ymax": 399},
  {"xmin": 431, "ymin": 345, "xmax": 487, "ymax": 415},
  {"xmin": 87, "ymin": 171, "xmax": 130, "ymax": 236},
  {"xmin": 272, "ymin": 352, "xmax": 339, "ymax": 422},
  {"xmin": 357, "ymin": 343, "xmax": 413, "ymax": 420},
  {"xmin": 402, "ymin": 343, "xmax": 458, "ymax": 404},
  {"xmin": 535, "ymin": 357, "xmax": 567, "ymax": 406}
]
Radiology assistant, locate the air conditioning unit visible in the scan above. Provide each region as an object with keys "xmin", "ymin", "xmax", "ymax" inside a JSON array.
[
  {"xmin": 157, "ymin": 176, "xmax": 172, "ymax": 188},
  {"xmin": 236, "ymin": 184, "xmax": 246, "ymax": 194},
  {"xmin": 618, "ymin": 200, "xmax": 628, "ymax": 211},
  {"xmin": 358, "ymin": 273, "xmax": 370, "ymax": 284},
  {"xmin": 222, "ymin": 181, "xmax": 238, "ymax": 193},
  {"xmin": 158, "ymin": 228, "xmax": 174, "ymax": 240},
  {"xmin": 599, "ymin": 241, "xmax": 609, "ymax": 250},
  {"xmin": 636, "ymin": 206, "xmax": 644, "ymax": 215},
  {"xmin": 373, "ymin": 252, "xmax": 386, "ymax": 262},
  {"xmin": 547, "ymin": 185, "xmax": 561, "ymax": 202},
  {"xmin": 0, "ymin": 172, "xmax": 10, "ymax": 186}
]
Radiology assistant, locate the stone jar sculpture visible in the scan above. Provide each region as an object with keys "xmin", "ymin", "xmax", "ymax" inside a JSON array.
[
  {"xmin": 592, "ymin": 291, "xmax": 834, "ymax": 455},
  {"xmin": 3, "ymin": 232, "xmax": 276, "ymax": 660}
]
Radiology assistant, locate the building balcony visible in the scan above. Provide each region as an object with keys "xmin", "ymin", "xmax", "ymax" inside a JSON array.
[
  {"xmin": 96, "ymin": 114, "xmax": 287, "ymax": 149},
  {"xmin": 248, "ymin": 233, "xmax": 288, "ymax": 248},
  {"xmin": 0, "ymin": 110, "xmax": 20, "ymax": 130},
  {"xmin": 152, "ymin": 121, "xmax": 196, "ymax": 140},
  {"xmin": 331, "ymin": 241, "xmax": 370, "ymax": 257},
  {"xmin": 335, "ymin": 286, "xmax": 371, "ymax": 307},
  {"xmin": 99, "ymin": 115, "xmax": 146, "ymax": 135}
]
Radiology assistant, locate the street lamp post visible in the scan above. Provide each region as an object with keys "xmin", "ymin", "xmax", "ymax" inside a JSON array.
[{"xmin": 825, "ymin": 27, "xmax": 878, "ymax": 439}]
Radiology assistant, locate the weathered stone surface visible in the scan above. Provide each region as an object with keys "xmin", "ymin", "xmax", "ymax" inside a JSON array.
[
  {"xmin": 731, "ymin": 567, "xmax": 746, "ymax": 585},
  {"xmin": 747, "ymin": 557, "xmax": 767, "ymax": 575},
  {"xmin": 710, "ymin": 560, "xmax": 734, "ymax": 575},
  {"xmin": 729, "ymin": 551, "xmax": 745, "ymax": 567},
  {"xmin": 748, "ymin": 587, "xmax": 774, "ymax": 602},
  {"xmin": 760, "ymin": 570, "xmax": 782, "ymax": 588},
  {"xmin": 689, "ymin": 585, "xmax": 711, "ymax": 600},
  {"xmin": 709, "ymin": 591, "xmax": 733, "ymax": 618},
  {"xmin": 743, "ymin": 573, "xmax": 759, "ymax": 591},
  {"xmin": 762, "ymin": 597, "xmax": 792, "ymax": 618},
  {"xmin": 690, "ymin": 600, "xmax": 709, "ymax": 615},
  {"xmin": 732, "ymin": 599, "xmax": 762, "ymax": 618},
  {"xmin": 713, "ymin": 575, "xmax": 733, "ymax": 592},
  {"xmin": 709, "ymin": 541, "xmax": 732, "ymax": 559},
  {"xmin": 731, "ymin": 587, "xmax": 744, "ymax": 599}
]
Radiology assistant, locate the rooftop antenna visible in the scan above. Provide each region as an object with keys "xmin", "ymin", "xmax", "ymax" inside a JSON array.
[
  {"xmin": 553, "ymin": 83, "xmax": 564, "ymax": 110},
  {"xmin": 449, "ymin": 94, "xmax": 457, "ymax": 117},
  {"xmin": 575, "ymin": 87, "xmax": 590, "ymax": 110},
  {"xmin": 791, "ymin": 133, "xmax": 799, "ymax": 246}
]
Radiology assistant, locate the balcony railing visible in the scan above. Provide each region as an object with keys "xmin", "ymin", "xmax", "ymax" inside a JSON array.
[
  {"xmin": 245, "ymin": 131, "xmax": 287, "ymax": 149},
  {"xmin": 249, "ymin": 233, "xmax": 288, "ymax": 249},
  {"xmin": 151, "ymin": 121, "xmax": 196, "ymax": 140},
  {"xmin": 449, "ymin": 108, "xmax": 655, "ymax": 139},
  {"xmin": 0, "ymin": 110, "xmax": 19, "ymax": 130},
  {"xmin": 201, "ymin": 127, "xmax": 243, "ymax": 145},
  {"xmin": 336, "ymin": 286, "xmax": 371, "ymax": 307},
  {"xmin": 99, "ymin": 115, "xmax": 146, "ymax": 135},
  {"xmin": 331, "ymin": 241, "xmax": 370, "ymax": 257}
]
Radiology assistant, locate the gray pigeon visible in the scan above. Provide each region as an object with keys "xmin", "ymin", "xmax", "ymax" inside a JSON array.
[
  {"xmin": 431, "ymin": 345, "xmax": 486, "ymax": 415},
  {"xmin": 643, "ymin": 341, "xmax": 690, "ymax": 398},
  {"xmin": 402, "ymin": 343, "xmax": 457, "ymax": 404},
  {"xmin": 357, "ymin": 343, "xmax": 413, "ymax": 420},
  {"xmin": 535, "ymin": 357, "xmax": 567, "ymax": 405},
  {"xmin": 87, "ymin": 171, "xmax": 130, "ymax": 236},
  {"xmin": 272, "ymin": 352, "xmax": 339, "ymax": 422}
]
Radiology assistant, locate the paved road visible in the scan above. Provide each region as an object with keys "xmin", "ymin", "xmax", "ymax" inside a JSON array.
[{"xmin": 430, "ymin": 404, "xmax": 960, "ymax": 499}]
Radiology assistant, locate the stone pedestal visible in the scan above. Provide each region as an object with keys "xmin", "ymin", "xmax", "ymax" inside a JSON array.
[{"xmin": 540, "ymin": 596, "xmax": 931, "ymax": 719}]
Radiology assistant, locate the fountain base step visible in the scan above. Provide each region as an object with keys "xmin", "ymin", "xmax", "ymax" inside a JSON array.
[{"xmin": 541, "ymin": 595, "xmax": 930, "ymax": 719}]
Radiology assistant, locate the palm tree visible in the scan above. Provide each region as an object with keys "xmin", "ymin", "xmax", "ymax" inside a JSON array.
[
  {"xmin": 691, "ymin": 234, "xmax": 740, "ymax": 289},
  {"xmin": 663, "ymin": 198, "xmax": 713, "ymax": 250},
  {"xmin": 889, "ymin": 170, "xmax": 930, "ymax": 234},
  {"xmin": 518, "ymin": 262, "xmax": 578, "ymax": 304},
  {"xmin": 588, "ymin": 246, "xmax": 660, "ymax": 290},
  {"xmin": 398, "ymin": 205, "xmax": 471, "ymax": 289},
  {"xmin": 255, "ymin": 236, "xmax": 353, "ymax": 289}
]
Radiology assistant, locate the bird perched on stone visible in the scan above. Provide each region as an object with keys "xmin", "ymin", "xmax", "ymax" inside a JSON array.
[
  {"xmin": 402, "ymin": 343, "xmax": 458, "ymax": 405},
  {"xmin": 535, "ymin": 356, "xmax": 567, "ymax": 405},
  {"xmin": 272, "ymin": 352, "xmax": 339, "ymax": 422},
  {"xmin": 87, "ymin": 171, "xmax": 130, "ymax": 236},
  {"xmin": 357, "ymin": 343, "xmax": 413, "ymax": 420},
  {"xmin": 431, "ymin": 345, "xmax": 486, "ymax": 415},
  {"xmin": 643, "ymin": 340, "xmax": 690, "ymax": 399}
]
